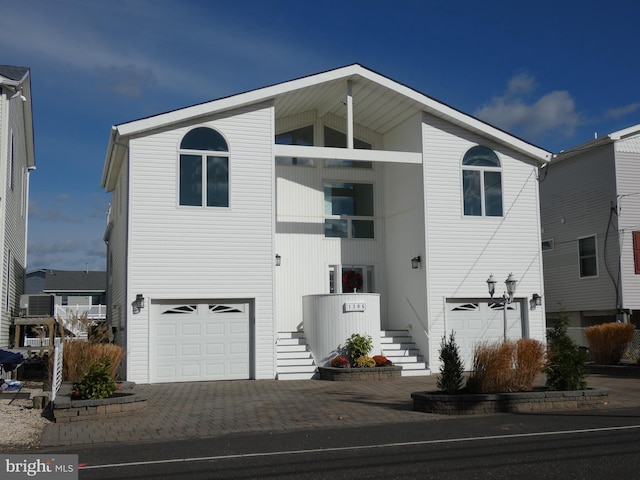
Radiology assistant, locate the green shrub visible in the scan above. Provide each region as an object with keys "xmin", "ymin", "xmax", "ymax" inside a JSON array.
[
  {"xmin": 437, "ymin": 331, "xmax": 465, "ymax": 394},
  {"xmin": 585, "ymin": 322, "xmax": 635, "ymax": 365},
  {"xmin": 72, "ymin": 358, "xmax": 117, "ymax": 400},
  {"xmin": 345, "ymin": 333, "xmax": 373, "ymax": 363},
  {"xmin": 544, "ymin": 314, "xmax": 587, "ymax": 391}
]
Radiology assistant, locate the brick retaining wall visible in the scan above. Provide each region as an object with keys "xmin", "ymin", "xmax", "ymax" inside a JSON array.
[
  {"xmin": 411, "ymin": 388, "xmax": 610, "ymax": 414},
  {"xmin": 318, "ymin": 366, "xmax": 402, "ymax": 381}
]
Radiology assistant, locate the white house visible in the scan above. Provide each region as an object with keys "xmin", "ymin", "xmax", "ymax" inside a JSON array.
[
  {"xmin": 101, "ymin": 64, "xmax": 551, "ymax": 384},
  {"xmin": 540, "ymin": 124, "xmax": 640, "ymax": 344},
  {"xmin": 0, "ymin": 66, "xmax": 35, "ymax": 348}
]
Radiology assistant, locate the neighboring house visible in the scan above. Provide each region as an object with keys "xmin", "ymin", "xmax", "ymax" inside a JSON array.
[
  {"xmin": 16, "ymin": 269, "xmax": 107, "ymax": 347},
  {"xmin": 101, "ymin": 64, "xmax": 551, "ymax": 384},
  {"xmin": 23, "ymin": 269, "xmax": 107, "ymax": 320},
  {"xmin": 540, "ymin": 124, "xmax": 640, "ymax": 344},
  {"xmin": 0, "ymin": 66, "xmax": 35, "ymax": 347}
]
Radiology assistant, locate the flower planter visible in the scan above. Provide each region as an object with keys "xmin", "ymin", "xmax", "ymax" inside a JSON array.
[
  {"xmin": 318, "ymin": 366, "xmax": 402, "ymax": 381},
  {"xmin": 411, "ymin": 388, "xmax": 610, "ymax": 415}
]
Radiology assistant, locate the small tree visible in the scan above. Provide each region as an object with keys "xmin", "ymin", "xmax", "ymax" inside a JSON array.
[
  {"xmin": 345, "ymin": 333, "xmax": 373, "ymax": 364},
  {"xmin": 437, "ymin": 331, "xmax": 464, "ymax": 393},
  {"xmin": 544, "ymin": 313, "xmax": 587, "ymax": 391}
]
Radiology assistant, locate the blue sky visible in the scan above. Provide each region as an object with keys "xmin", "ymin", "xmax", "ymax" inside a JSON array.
[{"xmin": 1, "ymin": 0, "xmax": 639, "ymax": 272}]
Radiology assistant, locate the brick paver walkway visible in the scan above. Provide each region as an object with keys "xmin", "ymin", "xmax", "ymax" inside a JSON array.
[{"xmin": 39, "ymin": 374, "xmax": 640, "ymax": 448}]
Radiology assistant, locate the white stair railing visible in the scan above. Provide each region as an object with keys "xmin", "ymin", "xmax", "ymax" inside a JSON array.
[{"xmin": 50, "ymin": 339, "xmax": 64, "ymax": 405}]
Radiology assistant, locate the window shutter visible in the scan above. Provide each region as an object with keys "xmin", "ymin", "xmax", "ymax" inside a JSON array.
[{"xmin": 633, "ymin": 231, "xmax": 640, "ymax": 274}]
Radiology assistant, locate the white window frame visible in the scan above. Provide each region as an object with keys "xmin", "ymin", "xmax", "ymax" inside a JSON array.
[{"xmin": 323, "ymin": 181, "xmax": 375, "ymax": 239}]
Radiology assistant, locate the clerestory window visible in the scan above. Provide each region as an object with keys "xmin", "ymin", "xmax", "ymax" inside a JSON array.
[
  {"xmin": 462, "ymin": 145, "xmax": 503, "ymax": 217},
  {"xmin": 324, "ymin": 182, "xmax": 374, "ymax": 238},
  {"xmin": 179, "ymin": 127, "xmax": 229, "ymax": 207}
]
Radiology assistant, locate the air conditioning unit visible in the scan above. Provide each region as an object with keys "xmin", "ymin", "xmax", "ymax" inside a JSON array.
[{"xmin": 19, "ymin": 294, "xmax": 55, "ymax": 317}]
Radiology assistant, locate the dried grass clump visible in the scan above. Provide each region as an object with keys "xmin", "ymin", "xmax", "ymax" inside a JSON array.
[
  {"xmin": 62, "ymin": 342, "xmax": 125, "ymax": 382},
  {"xmin": 467, "ymin": 339, "xmax": 545, "ymax": 393},
  {"xmin": 585, "ymin": 322, "xmax": 635, "ymax": 365}
]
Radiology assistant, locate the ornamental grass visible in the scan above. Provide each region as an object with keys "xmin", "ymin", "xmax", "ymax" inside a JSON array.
[
  {"xmin": 467, "ymin": 339, "xmax": 545, "ymax": 393},
  {"xmin": 585, "ymin": 322, "xmax": 635, "ymax": 365}
]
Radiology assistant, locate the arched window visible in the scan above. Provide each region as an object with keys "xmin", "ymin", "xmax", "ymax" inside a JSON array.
[
  {"xmin": 462, "ymin": 145, "xmax": 502, "ymax": 217},
  {"xmin": 179, "ymin": 127, "xmax": 229, "ymax": 207}
]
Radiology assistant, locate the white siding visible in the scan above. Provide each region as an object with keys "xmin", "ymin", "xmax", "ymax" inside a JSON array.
[
  {"xmin": 275, "ymin": 160, "xmax": 386, "ymax": 331},
  {"xmin": 125, "ymin": 102, "xmax": 275, "ymax": 382},
  {"xmin": 422, "ymin": 112, "xmax": 545, "ymax": 369},
  {"xmin": 0, "ymin": 95, "xmax": 28, "ymax": 346},
  {"xmin": 615, "ymin": 145, "xmax": 640, "ymax": 310},
  {"xmin": 540, "ymin": 144, "xmax": 618, "ymax": 313}
]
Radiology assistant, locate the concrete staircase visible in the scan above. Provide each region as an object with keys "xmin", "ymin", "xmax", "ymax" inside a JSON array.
[
  {"xmin": 276, "ymin": 331, "xmax": 317, "ymax": 380},
  {"xmin": 380, "ymin": 330, "xmax": 430, "ymax": 376}
]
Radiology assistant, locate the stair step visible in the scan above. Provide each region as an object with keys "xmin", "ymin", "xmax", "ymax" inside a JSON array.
[
  {"xmin": 277, "ymin": 344, "xmax": 309, "ymax": 353},
  {"xmin": 277, "ymin": 365, "xmax": 317, "ymax": 374},
  {"xmin": 277, "ymin": 358, "xmax": 315, "ymax": 367},
  {"xmin": 278, "ymin": 372, "xmax": 317, "ymax": 381},
  {"xmin": 383, "ymin": 348, "xmax": 419, "ymax": 356},
  {"xmin": 278, "ymin": 331, "xmax": 305, "ymax": 339},
  {"xmin": 278, "ymin": 337, "xmax": 307, "ymax": 346},
  {"xmin": 381, "ymin": 343, "xmax": 416, "ymax": 350},
  {"xmin": 387, "ymin": 355, "xmax": 423, "ymax": 364},
  {"xmin": 277, "ymin": 351, "xmax": 313, "ymax": 360}
]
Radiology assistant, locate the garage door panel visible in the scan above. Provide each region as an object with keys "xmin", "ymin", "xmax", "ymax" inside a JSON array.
[
  {"xmin": 447, "ymin": 300, "xmax": 524, "ymax": 371},
  {"xmin": 151, "ymin": 300, "xmax": 251, "ymax": 383}
]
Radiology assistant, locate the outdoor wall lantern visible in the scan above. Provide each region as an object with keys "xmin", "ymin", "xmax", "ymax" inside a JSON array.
[
  {"xmin": 275, "ymin": 254, "xmax": 282, "ymax": 267},
  {"xmin": 530, "ymin": 293, "xmax": 543, "ymax": 311},
  {"xmin": 132, "ymin": 294, "xmax": 145, "ymax": 314},
  {"xmin": 486, "ymin": 273, "xmax": 517, "ymax": 340},
  {"xmin": 411, "ymin": 256, "xmax": 421, "ymax": 269}
]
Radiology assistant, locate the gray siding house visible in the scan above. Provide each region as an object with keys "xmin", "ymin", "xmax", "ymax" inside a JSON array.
[{"xmin": 540, "ymin": 124, "xmax": 640, "ymax": 341}]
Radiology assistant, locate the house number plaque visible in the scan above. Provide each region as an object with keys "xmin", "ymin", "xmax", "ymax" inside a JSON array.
[{"xmin": 344, "ymin": 302, "xmax": 366, "ymax": 312}]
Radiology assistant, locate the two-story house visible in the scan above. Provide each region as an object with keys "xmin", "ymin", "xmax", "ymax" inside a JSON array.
[
  {"xmin": 101, "ymin": 64, "xmax": 551, "ymax": 383},
  {"xmin": 0, "ymin": 65, "xmax": 35, "ymax": 348},
  {"xmin": 540, "ymin": 124, "xmax": 640, "ymax": 345}
]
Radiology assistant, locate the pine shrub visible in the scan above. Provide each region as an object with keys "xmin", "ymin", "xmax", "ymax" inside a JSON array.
[
  {"xmin": 544, "ymin": 314, "xmax": 587, "ymax": 391},
  {"xmin": 437, "ymin": 331, "xmax": 465, "ymax": 394}
]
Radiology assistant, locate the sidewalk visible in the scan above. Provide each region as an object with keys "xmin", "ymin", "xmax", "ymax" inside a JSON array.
[{"xmin": 39, "ymin": 373, "xmax": 640, "ymax": 448}]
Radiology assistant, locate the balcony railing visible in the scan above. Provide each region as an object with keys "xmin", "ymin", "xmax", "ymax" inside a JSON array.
[{"xmin": 54, "ymin": 304, "xmax": 106, "ymax": 321}]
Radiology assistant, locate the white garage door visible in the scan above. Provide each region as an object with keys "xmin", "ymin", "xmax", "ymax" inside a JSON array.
[
  {"xmin": 150, "ymin": 300, "xmax": 250, "ymax": 383},
  {"xmin": 445, "ymin": 300, "xmax": 523, "ymax": 371}
]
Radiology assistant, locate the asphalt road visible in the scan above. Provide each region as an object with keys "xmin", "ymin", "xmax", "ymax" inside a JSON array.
[{"xmin": 44, "ymin": 405, "xmax": 640, "ymax": 480}]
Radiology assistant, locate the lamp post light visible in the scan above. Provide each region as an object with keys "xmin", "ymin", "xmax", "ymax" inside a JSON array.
[{"xmin": 487, "ymin": 273, "xmax": 517, "ymax": 341}]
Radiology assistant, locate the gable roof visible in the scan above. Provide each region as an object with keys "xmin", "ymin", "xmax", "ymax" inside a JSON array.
[
  {"xmin": 102, "ymin": 64, "xmax": 551, "ymax": 190},
  {"xmin": 553, "ymin": 123, "xmax": 640, "ymax": 162},
  {"xmin": 0, "ymin": 65, "xmax": 35, "ymax": 169},
  {"xmin": 28, "ymin": 270, "xmax": 107, "ymax": 293}
]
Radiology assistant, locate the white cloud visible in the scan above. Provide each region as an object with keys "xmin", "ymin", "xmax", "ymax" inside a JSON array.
[
  {"xmin": 605, "ymin": 102, "xmax": 640, "ymax": 119},
  {"xmin": 474, "ymin": 73, "xmax": 581, "ymax": 138}
]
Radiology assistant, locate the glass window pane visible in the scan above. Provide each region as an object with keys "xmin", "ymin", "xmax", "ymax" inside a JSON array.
[
  {"xmin": 325, "ymin": 219, "xmax": 348, "ymax": 238},
  {"xmin": 324, "ymin": 126, "xmax": 372, "ymax": 150},
  {"xmin": 352, "ymin": 220, "xmax": 374, "ymax": 238},
  {"xmin": 180, "ymin": 154, "xmax": 202, "ymax": 206},
  {"xmin": 579, "ymin": 236, "xmax": 596, "ymax": 256},
  {"xmin": 206, "ymin": 156, "xmax": 229, "ymax": 207},
  {"xmin": 580, "ymin": 258, "xmax": 597, "ymax": 277},
  {"xmin": 325, "ymin": 159, "xmax": 372, "ymax": 168},
  {"xmin": 275, "ymin": 157, "xmax": 314, "ymax": 166},
  {"xmin": 463, "ymin": 170, "xmax": 481, "ymax": 216},
  {"xmin": 181, "ymin": 127, "xmax": 228, "ymax": 151},
  {"xmin": 484, "ymin": 171, "xmax": 503, "ymax": 216},
  {"xmin": 353, "ymin": 183, "xmax": 373, "ymax": 216},
  {"xmin": 276, "ymin": 125, "xmax": 314, "ymax": 146},
  {"xmin": 463, "ymin": 145, "xmax": 500, "ymax": 167}
]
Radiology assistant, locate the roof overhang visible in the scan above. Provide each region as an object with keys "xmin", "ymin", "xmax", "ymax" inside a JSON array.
[
  {"xmin": 101, "ymin": 64, "xmax": 551, "ymax": 191},
  {"xmin": 0, "ymin": 69, "xmax": 35, "ymax": 170},
  {"xmin": 553, "ymin": 123, "xmax": 640, "ymax": 162}
]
